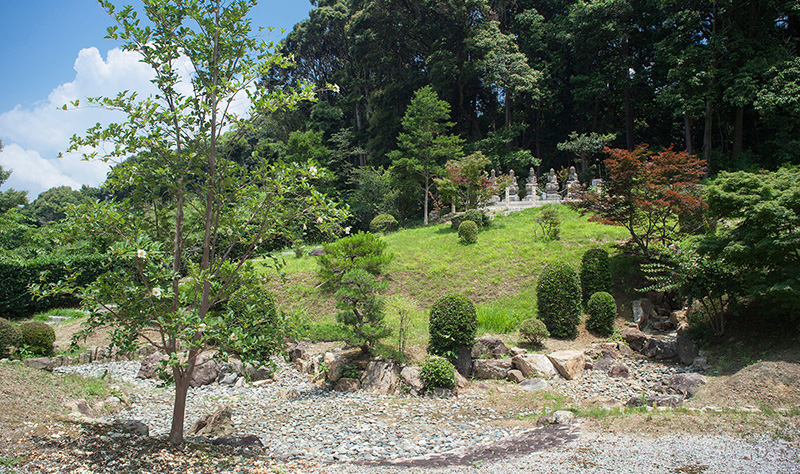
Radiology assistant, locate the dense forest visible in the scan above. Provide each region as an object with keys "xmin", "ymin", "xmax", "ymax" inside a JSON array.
[{"xmin": 206, "ymin": 0, "xmax": 800, "ymax": 225}]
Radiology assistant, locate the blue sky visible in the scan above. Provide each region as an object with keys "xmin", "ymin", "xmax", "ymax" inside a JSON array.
[{"xmin": 0, "ymin": 0, "xmax": 312, "ymax": 198}]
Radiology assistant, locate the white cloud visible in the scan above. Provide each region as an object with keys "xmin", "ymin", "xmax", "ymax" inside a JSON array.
[
  {"xmin": 0, "ymin": 46, "xmax": 257, "ymax": 198},
  {"xmin": 0, "ymin": 47, "xmax": 155, "ymax": 197}
]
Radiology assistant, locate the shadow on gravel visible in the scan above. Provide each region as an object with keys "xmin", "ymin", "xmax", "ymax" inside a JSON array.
[{"xmin": 357, "ymin": 422, "xmax": 580, "ymax": 468}]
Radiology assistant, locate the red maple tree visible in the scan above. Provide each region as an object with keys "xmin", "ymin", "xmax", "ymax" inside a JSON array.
[{"xmin": 578, "ymin": 145, "xmax": 707, "ymax": 256}]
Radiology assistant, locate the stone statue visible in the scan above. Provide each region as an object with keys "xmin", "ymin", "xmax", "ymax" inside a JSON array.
[
  {"xmin": 566, "ymin": 165, "xmax": 581, "ymax": 200},
  {"xmin": 545, "ymin": 168, "xmax": 560, "ymax": 201},
  {"xmin": 524, "ymin": 167, "xmax": 538, "ymax": 202},
  {"xmin": 490, "ymin": 169, "xmax": 496, "ymax": 180},
  {"xmin": 507, "ymin": 169, "xmax": 519, "ymax": 201}
]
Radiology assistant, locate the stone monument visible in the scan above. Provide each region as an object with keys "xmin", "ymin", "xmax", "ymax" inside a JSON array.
[
  {"xmin": 545, "ymin": 168, "xmax": 560, "ymax": 201},
  {"xmin": 524, "ymin": 167, "xmax": 538, "ymax": 202},
  {"xmin": 566, "ymin": 165, "xmax": 581, "ymax": 200},
  {"xmin": 507, "ymin": 169, "xmax": 519, "ymax": 202}
]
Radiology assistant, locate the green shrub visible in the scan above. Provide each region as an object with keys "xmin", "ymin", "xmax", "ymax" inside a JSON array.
[
  {"xmin": 458, "ymin": 220, "xmax": 479, "ymax": 244},
  {"xmin": 536, "ymin": 262, "xmax": 581, "ymax": 339},
  {"xmin": 518, "ymin": 318, "xmax": 549, "ymax": 346},
  {"xmin": 18, "ymin": 321, "xmax": 56, "ymax": 356},
  {"xmin": 585, "ymin": 292, "xmax": 616, "ymax": 337},
  {"xmin": 450, "ymin": 210, "xmax": 491, "ymax": 230},
  {"xmin": 316, "ymin": 232, "xmax": 393, "ymax": 289},
  {"xmin": 334, "ymin": 269, "xmax": 390, "ymax": 353},
  {"xmin": 428, "ymin": 293, "xmax": 478, "ymax": 360},
  {"xmin": 369, "ymin": 213, "xmax": 399, "ymax": 234},
  {"xmin": 420, "ymin": 356, "xmax": 455, "ymax": 390},
  {"xmin": 221, "ymin": 289, "xmax": 284, "ymax": 363},
  {"xmin": 534, "ymin": 206, "xmax": 560, "ymax": 240},
  {"xmin": 0, "ymin": 254, "xmax": 115, "ymax": 319},
  {"xmin": 0, "ymin": 318, "xmax": 20, "ymax": 358},
  {"xmin": 580, "ymin": 248, "xmax": 612, "ymax": 306}
]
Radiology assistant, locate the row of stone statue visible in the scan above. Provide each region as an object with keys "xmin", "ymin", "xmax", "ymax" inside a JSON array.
[{"xmin": 489, "ymin": 166, "xmax": 583, "ymax": 203}]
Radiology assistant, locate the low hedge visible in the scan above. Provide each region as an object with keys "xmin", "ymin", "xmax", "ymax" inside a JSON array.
[{"xmin": 0, "ymin": 254, "xmax": 115, "ymax": 319}]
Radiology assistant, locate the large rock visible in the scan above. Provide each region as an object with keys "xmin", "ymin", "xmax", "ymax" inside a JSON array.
[
  {"xmin": 23, "ymin": 357, "xmax": 53, "ymax": 371},
  {"xmin": 400, "ymin": 366, "xmax": 424, "ymax": 395},
  {"xmin": 512, "ymin": 353, "xmax": 557, "ymax": 379},
  {"xmin": 642, "ymin": 338, "xmax": 678, "ymax": 360},
  {"xmin": 507, "ymin": 369, "xmax": 525, "ymax": 383},
  {"xmin": 287, "ymin": 342, "xmax": 309, "ymax": 362},
  {"xmin": 547, "ymin": 350, "xmax": 586, "ymax": 380},
  {"xmin": 608, "ymin": 364, "xmax": 630, "ymax": 378},
  {"xmin": 471, "ymin": 336, "xmax": 510, "ymax": 359},
  {"xmin": 622, "ymin": 326, "xmax": 648, "ymax": 352},
  {"xmin": 333, "ymin": 377, "xmax": 361, "ymax": 392},
  {"xmin": 472, "ymin": 359, "xmax": 512, "ymax": 380},
  {"xmin": 361, "ymin": 360, "xmax": 400, "ymax": 395},
  {"xmin": 190, "ymin": 352, "xmax": 221, "ymax": 387},
  {"xmin": 519, "ymin": 378, "xmax": 548, "ymax": 392},
  {"xmin": 189, "ymin": 407, "xmax": 234, "ymax": 437},
  {"xmin": 667, "ymin": 373, "xmax": 707, "ymax": 398},
  {"xmin": 455, "ymin": 345, "xmax": 472, "ymax": 377},
  {"xmin": 676, "ymin": 336, "xmax": 700, "ymax": 366},
  {"xmin": 632, "ymin": 298, "xmax": 656, "ymax": 329},
  {"xmin": 137, "ymin": 352, "xmax": 168, "ymax": 379}
]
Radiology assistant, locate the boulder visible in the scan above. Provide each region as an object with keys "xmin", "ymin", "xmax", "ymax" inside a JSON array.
[
  {"xmin": 400, "ymin": 366, "xmax": 424, "ymax": 395},
  {"xmin": 333, "ymin": 377, "xmax": 361, "ymax": 392},
  {"xmin": 667, "ymin": 373, "xmax": 707, "ymax": 398},
  {"xmin": 676, "ymin": 336, "xmax": 700, "ymax": 366},
  {"xmin": 190, "ymin": 352, "xmax": 221, "ymax": 387},
  {"xmin": 592, "ymin": 356, "xmax": 615, "ymax": 373},
  {"xmin": 626, "ymin": 394, "xmax": 685, "ymax": 408},
  {"xmin": 608, "ymin": 364, "xmax": 630, "ymax": 378},
  {"xmin": 642, "ymin": 338, "xmax": 678, "ymax": 360},
  {"xmin": 471, "ymin": 336, "xmax": 510, "ymax": 359},
  {"xmin": 454, "ymin": 371, "xmax": 469, "ymax": 388},
  {"xmin": 245, "ymin": 363, "xmax": 272, "ymax": 382},
  {"xmin": 324, "ymin": 352, "xmax": 346, "ymax": 381},
  {"xmin": 519, "ymin": 378, "xmax": 548, "ymax": 392},
  {"xmin": 23, "ymin": 357, "xmax": 53, "ymax": 371},
  {"xmin": 361, "ymin": 360, "xmax": 400, "ymax": 395},
  {"xmin": 622, "ymin": 327, "xmax": 648, "ymax": 352},
  {"xmin": 120, "ymin": 420, "xmax": 149, "ymax": 437},
  {"xmin": 189, "ymin": 407, "xmax": 234, "ymax": 437},
  {"xmin": 472, "ymin": 359, "xmax": 512, "ymax": 380},
  {"xmin": 547, "ymin": 350, "xmax": 586, "ymax": 380},
  {"xmin": 632, "ymin": 299, "xmax": 649, "ymax": 329},
  {"xmin": 137, "ymin": 352, "xmax": 167, "ymax": 379},
  {"xmin": 509, "ymin": 346, "xmax": 527, "ymax": 356},
  {"xmin": 616, "ymin": 342, "xmax": 634, "ymax": 357},
  {"xmin": 217, "ymin": 362, "xmax": 242, "ymax": 385},
  {"xmin": 512, "ymin": 353, "xmax": 557, "ymax": 379},
  {"xmin": 287, "ymin": 343, "xmax": 309, "ymax": 362},
  {"xmin": 536, "ymin": 410, "xmax": 574, "ymax": 425},
  {"xmin": 455, "ymin": 345, "xmax": 472, "ymax": 377},
  {"xmin": 670, "ymin": 309, "xmax": 686, "ymax": 326},
  {"xmin": 507, "ymin": 369, "xmax": 525, "ymax": 383}
]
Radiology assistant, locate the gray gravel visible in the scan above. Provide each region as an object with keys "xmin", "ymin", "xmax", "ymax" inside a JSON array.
[{"xmin": 56, "ymin": 359, "xmax": 800, "ymax": 473}]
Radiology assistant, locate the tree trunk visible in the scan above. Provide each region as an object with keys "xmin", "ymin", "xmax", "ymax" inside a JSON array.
[
  {"xmin": 703, "ymin": 98, "xmax": 713, "ymax": 172},
  {"xmin": 168, "ymin": 350, "xmax": 196, "ymax": 444},
  {"xmin": 423, "ymin": 175, "xmax": 429, "ymax": 226},
  {"xmin": 684, "ymin": 114, "xmax": 692, "ymax": 155},
  {"xmin": 732, "ymin": 105, "xmax": 743, "ymax": 160}
]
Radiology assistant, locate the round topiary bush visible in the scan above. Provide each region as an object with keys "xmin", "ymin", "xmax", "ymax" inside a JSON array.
[
  {"xmin": 585, "ymin": 291, "xmax": 617, "ymax": 337},
  {"xmin": 580, "ymin": 248, "xmax": 612, "ymax": 306},
  {"xmin": 420, "ymin": 356, "xmax": 455, "ymax": 390},
  {"xmin": 458, "ymin": 220, "xmax": 479, "ymax": 244},
  {"xmin": 429, "ymin": 293, "xmax": 478, "ymax": 359},
  {"xmin": 18, "ymin": 321, "xmax": 56, "ymax": 356},
  {"xmin": 0, "ymin": 318, "xmax": 21, "ymax": 358},
  {"xmin": 536, "ymin": 262, "xmax": 581, "ymax": 339},
  {"xmin": 369, "ymin": 213, "xmax": 399, "ymax": 234},
  {"xmin": 518, "ymin": 318, "xmax": 549, "ymax": 346},
  {"xmin": 450, "ymin": 209, "xmax": 491, "ymax": 230}
]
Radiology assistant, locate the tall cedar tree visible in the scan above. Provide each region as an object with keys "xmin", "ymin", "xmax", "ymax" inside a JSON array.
[{"xmin": 389, "ymin": 86, "xmax": 464, "ymax": 225}]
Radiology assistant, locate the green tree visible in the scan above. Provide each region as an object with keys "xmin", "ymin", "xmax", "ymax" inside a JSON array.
[
  {"xmin": 0, "ymin": 163, "xmax": 28, "ymax": 215},
  {"xmin": 435, "ymin": 151, "xmax": 507, "ymax": 211},
  {"xmin": 57, "ymin": 0, "xmax": 346, "ymax": 445},
  {"xmin": 24, "ymin": 186, "xmax": 92, "ymax": 226},
  {"xmin": 556, "ymin": 131, "xmax": 617, "ymax": 174},
  {"xmin": 389, "ymin": 86, "xmax": 464, "ymax": 225},
  {"xmin": 334, "ymin": 268, "xmax": 390, "ymax": 353}
]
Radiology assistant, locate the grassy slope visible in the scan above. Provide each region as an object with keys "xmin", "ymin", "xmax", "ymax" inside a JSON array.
[{"xmin": 262, "ymin": 205, "xmax": 630, "ymax": 357}]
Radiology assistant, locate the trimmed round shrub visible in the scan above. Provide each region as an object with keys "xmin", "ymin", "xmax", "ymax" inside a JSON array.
[
  {"xmin": 586, "ymin": 292, "xmax": 617, "ymax": 337},
  {"xmin": 580, "ymin": 248, "xmax": 612, "ymax": 306},
  {"xmin": 518, "ymin": 318, "xmax": 549, "ymax": 346},
  {"xmin": 369, "ymin": 213, "xmax": 399, "ymax": 234},
  {"xmin": 458, "ymin": 220, "xmax": 479, "ymax": 244},
  {"xmin": 536, "ymin": 262, "xmax": 581, "ymax": 339},
  {"xmin": 429, "ymin": 293, "xmax": 478, "ymax": 359},
  {"xmin": 450, "ymin": 209, "xmax": 491, "ymax": 230},
  {"xmin": 420, "ymin": 356, "xmax": 456, "ymax": 390},
  {"xmin": 18, "ymin": 321, "xmax": 56, "ymax": 356},
  {"xmin": 0, "ymin": 318, "xmax": 21, "ymax": 358}
]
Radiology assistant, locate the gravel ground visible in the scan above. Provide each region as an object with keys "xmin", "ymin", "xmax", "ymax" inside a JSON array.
[{"xmin": 51, "ymin": 358, "xmax": 800, "ymax": 473}]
